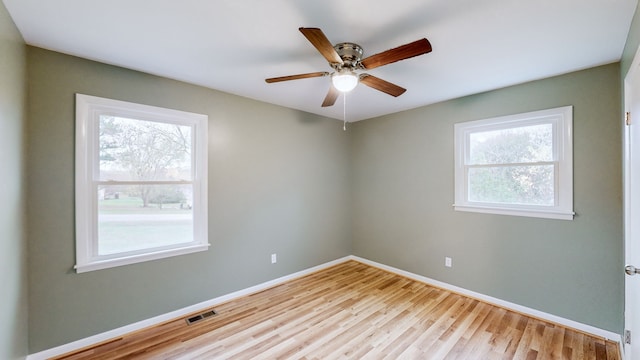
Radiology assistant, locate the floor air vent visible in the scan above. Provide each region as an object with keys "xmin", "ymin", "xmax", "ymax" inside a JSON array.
[{"xmin": 185, "ymin": 310, "xmax": 217, "ymax": 325}]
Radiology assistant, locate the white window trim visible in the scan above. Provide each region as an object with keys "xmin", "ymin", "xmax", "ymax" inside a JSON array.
[
  {"xmin": 75, "ymin": 94, "xmax": 209, "ymax": 273},
  {"xmin": 454, "ymin": 106, "xmax": 574, "ymax": 220}
]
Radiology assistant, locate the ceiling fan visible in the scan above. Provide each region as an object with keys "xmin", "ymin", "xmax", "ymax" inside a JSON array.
[{"xmin": 265, "ymin": 27, "xmax": 432, "ymax": 107}]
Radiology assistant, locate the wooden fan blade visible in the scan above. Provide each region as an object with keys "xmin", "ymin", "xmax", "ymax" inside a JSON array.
[
  {"xmin": 361, "ymin": 38, "xmax": 432, "ymax": 70},
  {"xmin": 322, "ymin": 86, "xmax": 340, "ymax": 107},
  {"xmin": 299, "ymin": 27, "xmax": 343, "ymax": 65},
  {"xmin": 359, "ymin": 74, "xmax": 406, "ymax": 97},
  {"xmin": 265, "ymin": 72, "xmax": 329, "ymax": 83}
]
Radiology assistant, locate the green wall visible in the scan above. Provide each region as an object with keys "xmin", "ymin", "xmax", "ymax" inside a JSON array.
[
  {"xmin": 26, "ymin": 47, "xmax": 352, "ymax": 352},
  {"xmin": 0, "ymin": 2, "xmax": 28, "ymax": 359},
  {"xmin": 351, "ymin": 63, "xmax": 623, "ymax": 332},
  {"xmin": 622, "ymin": 1, "xmax": 640, "ymax": 78}
]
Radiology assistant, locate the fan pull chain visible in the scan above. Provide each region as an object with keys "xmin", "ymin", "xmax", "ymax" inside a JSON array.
[{"xmin": 343, "ymin": 92, "xmax": 347, "ymax": 131}]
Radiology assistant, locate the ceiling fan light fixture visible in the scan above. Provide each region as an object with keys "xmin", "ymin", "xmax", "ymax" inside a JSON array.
[{"xmin": 332, "ymin": 70, "xmax": 358, "ymax": 92}]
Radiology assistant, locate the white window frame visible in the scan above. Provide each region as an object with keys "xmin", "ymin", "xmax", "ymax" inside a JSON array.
[
  {"xmin": 75, "ymin": 94, "xmax": 209, "ymax": 273},
  {"xmin": 454, "ymin": 106, "xmax": 574, "ymax": 220}
]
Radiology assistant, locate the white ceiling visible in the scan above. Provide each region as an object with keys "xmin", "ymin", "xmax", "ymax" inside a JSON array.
[{"xmin": 4, "ymin": 0, "xmax": 638, "ymax": 121}]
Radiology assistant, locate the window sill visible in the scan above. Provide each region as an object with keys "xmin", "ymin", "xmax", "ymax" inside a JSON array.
[
  {"xmin": 75, "ymin": 243, "xmax": 210, "ymax": 273},
  {"xmin": 453, "ymin": 204, "xmax": 574, "ymax": 220}
]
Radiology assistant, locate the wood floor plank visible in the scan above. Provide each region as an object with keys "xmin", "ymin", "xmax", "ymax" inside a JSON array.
[{"xmin": 54, "ymin": 260, "xmax": 620, "ymax": 360}]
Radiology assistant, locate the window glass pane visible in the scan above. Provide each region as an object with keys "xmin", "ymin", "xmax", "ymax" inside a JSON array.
[
  {"xmin": 469, "ymin": 123, "xmax": 552, "ymax": 165},
  {"xmin": 98, "ymin": 184, "xmax": 193, "ymax": 256},
  {"xmin": 99, "ymin": 115, "xmax": 192, "ymax": 181},
  {"xmin": 468, "ymin": 165, "xmax": 554, "ymax": 205}
]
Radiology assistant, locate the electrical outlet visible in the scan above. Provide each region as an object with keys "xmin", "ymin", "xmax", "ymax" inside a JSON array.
[
  {"xmin": 445, "ymin": 257, "xmax": 452, "ymax": 268},
  {"xmin": 271, "ymin": 253, "xmax": 277, "ymax": 264}
]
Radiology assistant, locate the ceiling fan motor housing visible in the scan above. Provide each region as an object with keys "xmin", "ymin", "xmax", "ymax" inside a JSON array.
[{"xmin": 333, "ymin": 42, "xmax": 363, "ymax": 70}]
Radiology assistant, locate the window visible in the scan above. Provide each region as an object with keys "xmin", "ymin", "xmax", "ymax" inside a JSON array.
[
  {"xmin": 454, "ymin": 106, "xmax": 573, "ymax": 220},
  {"xmin": 75, "ymin": 94, "xmax": 208, "ymax": 273}
]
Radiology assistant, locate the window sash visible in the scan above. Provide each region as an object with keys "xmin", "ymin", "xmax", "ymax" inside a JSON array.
[
  {"xmin": 93, "ymin": 182, "xmax": 197, "ymax": 260},
  {"xmin": 467, "ymin": 122, "xmax": 555, "ymax": 166},
  {"xmin": 466, "ymin": 163, "xmax": 557, "ymax": 207},
  {"xmin": 454, "ymin": 106, "xmax": 573, "ymax": 220},
  {"xmin": 97, "ymin": 115, "xmax": 195, "ymax": 182}
]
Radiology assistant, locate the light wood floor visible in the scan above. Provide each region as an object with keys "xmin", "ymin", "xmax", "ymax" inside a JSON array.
[{"xmin": 54, "ymin": 260, "xmax": 620, "ymax": 359}]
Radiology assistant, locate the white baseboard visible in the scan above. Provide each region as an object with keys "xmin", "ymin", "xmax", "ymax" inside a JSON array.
[
  {"xmin": 26, "ymin": 256, "xmax": 351, "ymax": 360},
  {"xmin": 27, "ymin": 255, "xmax": 621, "ymax": 359},
  {"xmin": 349, "ymin": 255, "xmax": 622, "ymax": 342}
]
